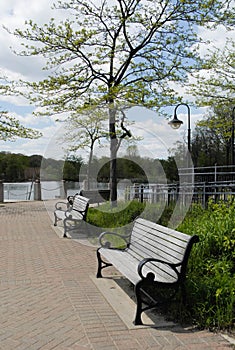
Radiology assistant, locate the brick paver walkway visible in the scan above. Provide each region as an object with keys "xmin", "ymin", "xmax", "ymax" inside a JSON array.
[{"xmin": 0, "ymin": 200, "xmax": 234, "ymax": 350}]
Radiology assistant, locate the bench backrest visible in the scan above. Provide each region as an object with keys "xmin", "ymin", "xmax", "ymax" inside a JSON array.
[
  {"xmin": 71, "ymin": 195, "xmax": 90, "ymax": 220},
  {"xmin": 129, "ymin": 218, "xmax": 199, "ymax": 282}
]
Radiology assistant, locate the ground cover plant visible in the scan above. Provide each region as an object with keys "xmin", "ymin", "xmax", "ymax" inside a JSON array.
[{"xmin": 87, "ymin": 199, "xmax": 234, "ymax": 332}]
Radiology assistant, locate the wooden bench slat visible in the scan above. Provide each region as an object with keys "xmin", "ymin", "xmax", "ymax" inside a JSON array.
[
  {"xmin": 135, "ymin": 218, "xmax": 191, "ymax": 240},
  {"xmin": 133, "ymin": 224, "xmax": 190, "ymax": 248},
  {"xmin": 131, "ymin": 226, "xmax": 188, "ymax": 260},
  {"xmin": 131, "ymin": 227, "xmax": 188, "ymax": 254},
  {"xmin": 99, "ymin": 248, "xmax": 177, "ymax": 285},
  {"xmin": 130, "ymin": 231, "xmax": 186, "ymax": 262},
  {"xmin": 98, "ymin": 248, "xmax": 140, "ymax": 284},
  {"xmin": 129, "ymin": 243, "xmax": 184, "ymax": 265},
  {"xmin": 126, "ymin": 249, "xmax": 180, "ymax": 281}
]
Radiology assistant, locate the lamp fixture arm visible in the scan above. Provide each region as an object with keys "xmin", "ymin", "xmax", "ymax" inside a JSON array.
[{"xmin": 174, "ymin": 103, "xmax": 191, "ymax": 130}]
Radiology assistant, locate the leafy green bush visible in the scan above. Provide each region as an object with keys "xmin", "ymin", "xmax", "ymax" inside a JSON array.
[
  {"xmin": 178, "ymin": 199, "xmax": 235, "ymax": 331},
  {"xmin": 87, "ymin": 200, "xmax": 146, "ymax": 230},
  {"xmin": 87, "ymin": 200, "xmax": 175, "ymax": 229}
]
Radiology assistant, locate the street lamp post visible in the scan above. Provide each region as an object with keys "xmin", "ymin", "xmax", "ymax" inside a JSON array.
[{"xmin": 168, "ymin": 103, "xmax": 191, "ymax": 152}]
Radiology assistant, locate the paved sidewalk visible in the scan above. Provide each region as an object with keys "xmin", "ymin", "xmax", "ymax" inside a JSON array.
[{"xmin": 0, "ymin": 200, "xmax": 234, "ymax": 350}]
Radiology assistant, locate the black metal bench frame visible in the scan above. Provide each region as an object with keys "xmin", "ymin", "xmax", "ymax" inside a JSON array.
[
  {"xmin": 54, "ymin": 194, "xmax": 89, "ymax": 238},
  {"xmin": 96, "ymin": 217, "xmax": 199, "ymax": 325}
]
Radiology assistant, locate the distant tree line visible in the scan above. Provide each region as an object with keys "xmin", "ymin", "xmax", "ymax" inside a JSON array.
[
  {"xmin": 0, "ymin": 153, "xmax": 41, "ymax": 182},
  {"xmin": 0, "ymin": 124, "xmax": 232, "ymax": 184},
  {"xmin": 0, "ymin": 152, "xmax": 83, "ymax": 182},
  {"xmin": 0, "ymin": 151, "xmax": 178, "ymax": 183}
]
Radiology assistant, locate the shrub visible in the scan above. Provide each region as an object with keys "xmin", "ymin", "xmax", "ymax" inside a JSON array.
[
  {"xmin": 87, "ymin": 200, "xmax": 146, "ymax": 230},
  {"xmin": 178, "ymin": 199, "xmax": 235, "ymax": 331},
  {"xmin": 87, "ymin": 200, "xmax": 175, "ymax": 228}
]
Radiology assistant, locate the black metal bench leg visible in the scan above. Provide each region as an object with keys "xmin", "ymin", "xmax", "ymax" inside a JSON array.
[
  {"xmin": 54, "ymin": 213, "xmax": 58, "ymax": 226},
  {"xmin": 96, "ymin": 249, "xmax": 103, "ymax": 278},
  {"xmin": 63, "ymin": 220, "xmax": 69, "ymax": 238},
  {"xmin": 96, "ymin": 249, "xmax": 113, "ymax": 278},
  {"xmin": 134, "ymin": 281, "xmax": 143, "ymax": 325}
]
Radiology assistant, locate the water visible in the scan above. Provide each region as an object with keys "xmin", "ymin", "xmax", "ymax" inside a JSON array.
[
  {"xmin": 3, "ymin": 181, "xmax": 81, "ymax": 202},
  {"xmin": 3, "ymin": 181, "xmax": 129, "ymax": 202}
]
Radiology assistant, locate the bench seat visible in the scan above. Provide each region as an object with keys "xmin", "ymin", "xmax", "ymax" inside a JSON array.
[
  {"xmin": 98, "ymin": 248, "xmax": 178, "ymax": 285},
  {"xmin": 96, "ymin": 217, "xmax": 199, "ymax": 325}
]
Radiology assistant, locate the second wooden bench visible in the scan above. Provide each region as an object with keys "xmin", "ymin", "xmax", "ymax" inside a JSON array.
[{"xmin": 54, "ymin": 194, "xmax": 90, "ymax": 238}]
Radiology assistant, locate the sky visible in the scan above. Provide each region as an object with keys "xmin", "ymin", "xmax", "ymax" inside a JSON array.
[{"xmin": 0, "ymin": 0, "xmax": 234, "ymax": 162}]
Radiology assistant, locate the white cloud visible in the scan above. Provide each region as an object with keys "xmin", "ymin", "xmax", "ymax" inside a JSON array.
[
  {"xmin": 0, "ymin": 92, "xmax": 30, "ymax": 107},
  {"xmin": 0, "ymin": 0, "xmax": 64, "ymax": 81},
  {"xmin": 197, "ymin": 25, "xmax": 235, "ymax": 57},
  {"xmin": 0, "ymin": 0, "xmax": 56, "ymax": 26}
]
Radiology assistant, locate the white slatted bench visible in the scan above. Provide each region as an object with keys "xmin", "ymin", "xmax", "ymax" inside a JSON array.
[
  {"xmin": 96, "ymin": 217, "xmax": 199, "ymax": 325},
  {"xmin": 54, "ymin": 194, "xmax": 90, "ymax": 238}
]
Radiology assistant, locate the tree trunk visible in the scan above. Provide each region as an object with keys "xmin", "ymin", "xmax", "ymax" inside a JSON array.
[
  {"xmin": 109, "ymin": 106, "xmax": 118, "ymax": 206},
  {"xmin": 87, "ymin": 142, "xmax": 94, "ymax": 190}
]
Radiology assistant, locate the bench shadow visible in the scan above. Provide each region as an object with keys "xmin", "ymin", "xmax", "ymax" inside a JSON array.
[
  {"xmin": 111, "ymin": 275, "xmax": 198, "ymax": 333},
  {"xmin": 52, "ymin": 221, "xmax": 101, "ymax": 247}
]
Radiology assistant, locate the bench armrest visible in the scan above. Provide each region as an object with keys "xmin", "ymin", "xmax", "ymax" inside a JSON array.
[
  {"xmin": 67, "ymin": 195, "xmax": 74, "ymax": 206},
  {"xmin": 99, "ymin": 231, "xmax": 130, "ymax": 249},
  {"xmin": 67, "ymin": 193, "xmax": 79, "ymax": 205},
  {"xmin": 137, "ymin": 258, "xmax": 181, "ymax": 281},
  {"xmin": 64, "ymin": 209, "xmax": 86, "ymax": 219},
  {"xmin": 55, "ymin": 201, "xmax": 69, "ymax": 210}
]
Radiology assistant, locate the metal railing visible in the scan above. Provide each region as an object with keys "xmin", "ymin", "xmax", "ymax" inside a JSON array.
[
  {"xmin": 0, "ymin": 181, "xmax": 66, "ymax": 202},
  {"xmin": 179, "ymin": 164, "xmax": 235, "ymax": 183},
  {"xmin": 128, "ymin": 181, "xmax": 235, "ymax": 208}
]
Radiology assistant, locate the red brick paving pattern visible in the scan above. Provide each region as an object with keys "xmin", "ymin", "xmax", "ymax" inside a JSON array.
[{"xmin": 0, "ymin": 201, "xmax": 233, "ymax": 350}]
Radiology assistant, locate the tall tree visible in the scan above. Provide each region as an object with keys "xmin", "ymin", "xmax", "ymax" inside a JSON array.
[
  {"xmin": 63, "ymin": 106, "xmax": 133, "ymax": 189},
  {"xmin": 191, "ymin": 124, "xmax": 228, "ymax": 167},
  {"xmin": 63, "ymin": 108, "xmax": 108, "ymax": 189},
  {"xmin": 193, "ymin": 105, "xmax": 234, "ymax": 165},
  {"xmin": 189, "ymin": 39, "xmax": 235, "ymax": 165},
  {"xmin": 6, "ymin": 0, "xmax": 234, "ymax": 203},
  {"xmin": 190, "ymin": 39, "xmax": 235, "ymax": 107}
]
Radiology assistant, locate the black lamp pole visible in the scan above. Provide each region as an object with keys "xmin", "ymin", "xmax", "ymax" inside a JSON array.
[{"xmin": 168, "ymin": 103, "xmax": 191, "ymax": 152}]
